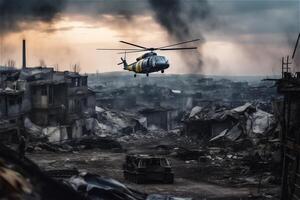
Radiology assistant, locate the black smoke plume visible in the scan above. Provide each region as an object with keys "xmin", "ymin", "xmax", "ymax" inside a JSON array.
[
  {"xmin": 0, "ymin": 0, "xmax": 217, "ymax": 73},
  {"xmin": 148, "ymin": 0, "xmax": 217, "ymax": 73},
  {"xmin": 0, "ymin": 0, "xmax": 66, "ymax": 34}
]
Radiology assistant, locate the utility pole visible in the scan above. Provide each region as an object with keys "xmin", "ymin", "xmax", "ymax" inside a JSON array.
[{"xmin": 22, "ymin": 39, "xmax": 26, "ymax": 69}]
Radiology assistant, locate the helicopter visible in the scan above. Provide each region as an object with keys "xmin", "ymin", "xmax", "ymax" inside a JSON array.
[{"xmin": 97, "ymin": 39, "xmax": 200, "ymax": 77}]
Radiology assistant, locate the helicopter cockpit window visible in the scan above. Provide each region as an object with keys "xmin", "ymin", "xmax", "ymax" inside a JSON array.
[
  {"xmin": 149, "ymin": 57, "xmax": 155, "ymax": 67},
  {"xmin": 155, "ymin": 56, "xmax": 167, "ymax": 64},
  {"xmin": 147, "ymin": 58, "xmax": 150, "ymax": 66},
  {"xmin": 142, "ymin": 59, "xmax": 148, "ymax": 67}
]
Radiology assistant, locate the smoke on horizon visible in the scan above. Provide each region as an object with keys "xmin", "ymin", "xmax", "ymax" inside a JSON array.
[
  {"xmin": 148, "ymin": 0, "xmax": 218, "ymax": 73},
  {"xmin": 0, "ymin": 0, "xmax": 297, "ymax": 74}
]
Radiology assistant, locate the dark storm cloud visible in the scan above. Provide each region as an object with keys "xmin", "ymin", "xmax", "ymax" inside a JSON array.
[
  {"xmin": 1, "ymin": 0, "xmax": 297, "ymax": 37},
  {"xmin": 0, "ymin": 0, "xmax": 150, "ymax": 34},
  {"xmin": 205, "ymin": 0, "xmax": 299, "ymax": 50},
  {"xmin": 65, "ymin": 0, "xmax": 147, "ymax": 19},
  {"xmin": 0, "ymin": 0, "xmax": 66, "ymax": 34},
  {"xmin": 211, "ymin": 0, "xmax": 299, "ymax": 35},
  {"xmin": 0, "ymin": 0, "xmax": 298, "ymax": 74},
  {"xmin": 148, "ymin": 0, "xmax": 218, "ymax": 73}
]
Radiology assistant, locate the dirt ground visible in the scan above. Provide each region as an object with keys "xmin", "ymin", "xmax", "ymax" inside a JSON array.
[{"xmin": 27, "ymin": 136, "xmax": 280, "ymax": 200}]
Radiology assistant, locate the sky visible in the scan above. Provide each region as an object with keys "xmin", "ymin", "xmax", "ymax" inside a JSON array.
[{"xmin": 0, "ymin": 0, "xmax": 299, "ymax": 75}]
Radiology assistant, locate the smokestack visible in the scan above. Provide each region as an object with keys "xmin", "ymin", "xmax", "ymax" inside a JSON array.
[{"xmin": 22, "ymin": 39, "xmax": 26, "ymax": 69}]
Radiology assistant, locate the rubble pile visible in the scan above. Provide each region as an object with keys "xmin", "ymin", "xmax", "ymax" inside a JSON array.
[
  {"xmin": 190, "ymin": 144, "xmax": 281, "ymax": 185},
  {"xmin": 175, "ymin": 103, "xmax": 281, "ymax": 197},
  {"xmin": 67, "ymin": 173, "xmax": 191, "ymax": 200},
  {"xmin": 27, "ymin": 135, "xmax": 123, "ymax": 153},
  {"xmin": 0, "ymin": 143, "xmax": 86, "ymax": 200},
  {"xmin": 23, "ymin": 105, "xmax": 157, "ymax": 152},
  {"xmin": 68, "ymin": 172, "xmax": 146, "ymax": 200},
  {"xmin": 95, "ymin": 106, "xmax": 147, "ymax": 136},
  {"xmin": 63, "ymin": 136, "xmax": 123, "ymax": 150},
  {"xmin": 0, "ymin": 143, "xmax": 191, "ymax": 200},
  {"xmin": 184, "ymin": 103, "xmax": 277, "ymax": 143}
]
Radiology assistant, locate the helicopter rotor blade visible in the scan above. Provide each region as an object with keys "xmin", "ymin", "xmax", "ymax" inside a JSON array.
[
  {"xmin": 96, "ymin": 48, "xmax": 142, "ymax": 51},
  {"xmin": 292, "ymin": 33, "xmax": 300, "ymax": 59},
  {"xmin": 159, "ymin": 47, "xmax": 198, "ymax": 51},
  {"xmin": 116, "ymin": 47, "xmax": 198, "ymax": 54},
  {"xmin": 119, "ymin": 41, "xmax": 148, "ymax": 49},
  {"xmin": 99, "ymin": 39, "xmax": 200, "ymax": 52},
  {"xmin": 157, "ymin": 39, "xmax": 200, "ymax": 49},
  {"xmin": 117, "ymin": 49, "xmax": 148, "ymax": 54}
]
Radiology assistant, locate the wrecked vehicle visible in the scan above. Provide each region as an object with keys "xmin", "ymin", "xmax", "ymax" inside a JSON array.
[
  {"xmin": 123, "ymin": 154, "xmax": 174, "ymax": 184},
  {"xmin": 68, "ymin": 173, "xmax": 146, "ymax": 200}
]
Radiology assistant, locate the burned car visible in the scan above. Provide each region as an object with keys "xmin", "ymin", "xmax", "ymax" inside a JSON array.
[{"xmin": 123, "ymin": 154, "xmax": 174, "ymax": 184}]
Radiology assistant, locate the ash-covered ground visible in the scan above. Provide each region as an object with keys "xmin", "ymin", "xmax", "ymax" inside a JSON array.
[{"xmin": 23, "ymin": 73, "xmax": 281, "ymax": 200}]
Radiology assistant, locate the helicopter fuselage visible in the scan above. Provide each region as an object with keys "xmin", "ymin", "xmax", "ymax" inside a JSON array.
[
  {"xmin": 97, "ymin": 39, "xmax": 199, "ymax": 77},
  {"xmin": 124, "ymin": 53, "xmax": 169, "ymax": 74}
]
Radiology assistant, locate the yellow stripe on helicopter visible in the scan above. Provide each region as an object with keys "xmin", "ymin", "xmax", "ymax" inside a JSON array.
[
  {"xmin": 127, "ymin": 65, "xmax": 133, "ymax": 71},
  {"xmin": 138, "ymin": 60, "xmax": 143, "ymax": 72}
]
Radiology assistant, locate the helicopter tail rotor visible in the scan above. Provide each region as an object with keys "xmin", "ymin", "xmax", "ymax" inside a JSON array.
[
  {"xmin": 118, "ymin": 57, "xmax": 125, "ymax": 65},
  {"xmin": 118, "ymin": 57, "xmax": 128, "ymax": 69}
]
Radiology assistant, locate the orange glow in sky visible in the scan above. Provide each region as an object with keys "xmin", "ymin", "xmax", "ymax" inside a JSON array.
[{"xmin": 0, "ymin": 0, "xmax": 298, "ymax": 76}]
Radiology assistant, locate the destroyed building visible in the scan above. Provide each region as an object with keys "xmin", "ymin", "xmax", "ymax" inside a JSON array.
[
  {"xmin": 183, "ymin": 103, "xmax": 276, "ymax": 142},
  {"xmin": 276, "ymin": 66, "xmax": 300, "ymax": 198},
  {"xmin": 271, "ymin": 33, "xmax": 300, "ymax": 200},
  {"xmin": 0, "ymin": 87, "xmax": 24, "ymax": 142},
  {"xmin": 0, "ymin": 67, "xmax": 25, "ymax": 142},
  {"xmin": 183, "ymin": 105, "xmax": 237, "ymax": 140},
  {"xmin": 139, "ymin": 107, "xmax": 178, "ymax": 131},
  {"xmin": 27, "ymin": 69, "xmax": 95, "ymax": 126},
  {"xmin": 0, "ymin": 41, "xmax": 96, "ymax": 142}
]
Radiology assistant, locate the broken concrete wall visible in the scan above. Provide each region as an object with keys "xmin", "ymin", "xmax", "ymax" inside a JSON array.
[
  {"xmin": 30, "ymin": 110, "xmax": 50, "ymax": 126},
  {"xmin": 0, "ymin": 96, "xmax": 5, "ymax": 118},
  {"xmin": 19, "ymin": 81, "xmax": 32, "ymax": 113},
  {"xmin": 85, "ymin": 90, "xmax": 96, "ymax": 116},
  {"xmin": 7, "ymin": 100, "xmax": 22, "ymax": 116},
  {"xmin": 183, "ymin": 120, "xmax": 211, "ymax": 140},
  {"xmin": 183, "ymin": 105, "xmax": 237, "ymax": 139},
  {"xmin": 184, "ymin": 103, "xmax": 276, "ymax": 142},
  {"xmin": 52, "ymin": 84, "xmax": 68, "ymax": 108},
  {"xmin": 52, "ymin": 71, "xmax": 66, "ymax": 81},
  {"xmin": 71, "ymin": 120, "xmax": 83, "ymax": 139},
  {"xmin": 0, "ymin": 93, "xmax": 23, "ymax": 118},
  {"xmin": 42, "ymin": 126, "xmax": 68, "ymax": 143},
  {"xmin": 167, "ymin": 109, "xmax": 180, "ymax": 130},
  {"xmin": 31, "ymin": 85, "xmax": 49, "ymax": 109},
  {"xmin": 211, "ymin": 120, "xmax": 235, "ymax": 137},
  {"xmin": 146, "ymin": 111, "xmax": 168, "ymax": 130},
  {"xmin": 95, "ymin": 106, "xmax": 147, "ymax": 135},
  {"xmin": 24, "ymin": 117, "xmax": 104, "ymax": 142}
]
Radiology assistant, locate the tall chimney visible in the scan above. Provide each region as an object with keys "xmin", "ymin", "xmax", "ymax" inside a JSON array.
[{"xmin": 22, "ymin": 39, "xmax": 26, "ymax": 69}]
